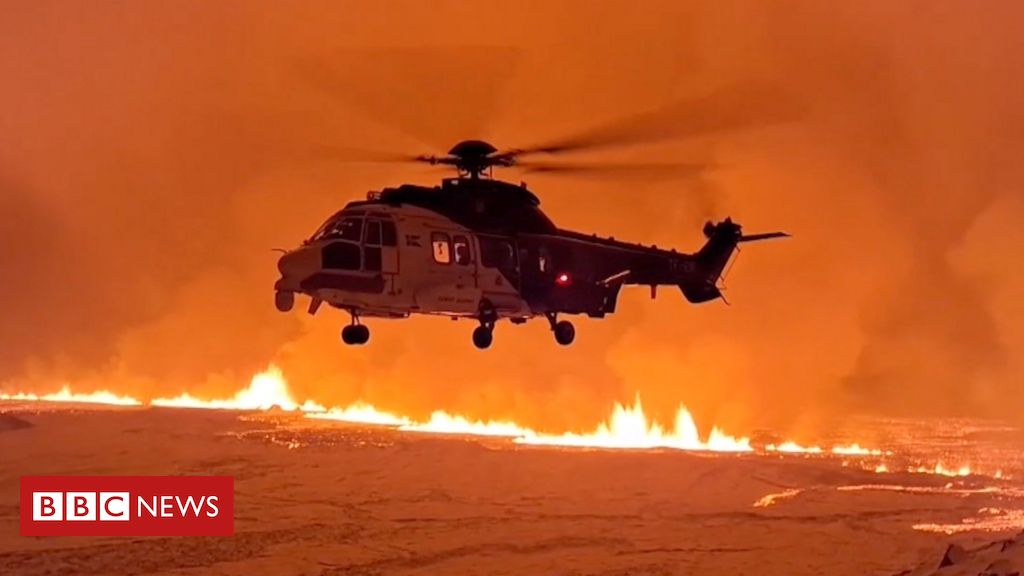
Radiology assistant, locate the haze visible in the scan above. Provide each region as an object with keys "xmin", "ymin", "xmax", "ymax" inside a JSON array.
[{"xmin": 2, "ymin": 1, "xmax": 1022, "ymax": 438}]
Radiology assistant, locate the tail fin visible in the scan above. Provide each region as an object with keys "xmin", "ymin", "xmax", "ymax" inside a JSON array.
[
  {"xmin": 680, "ymin": 218, "xmax": 788, "ymax": 303},
  {"xmin": 697, "ymin": 218, "xmax": 744, "ymax": 281}
]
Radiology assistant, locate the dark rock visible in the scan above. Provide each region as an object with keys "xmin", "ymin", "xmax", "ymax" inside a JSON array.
[
  {"xmin": 940, "ymin": 543, "xmax": 968, "ymax": 568},
  {"xmin": 0, "ymin": 413, "xmax": 33, "ymax": 432},
  {"xmin": 979, "ymin": 558, "xmax": 1019, "ymax": 576}
]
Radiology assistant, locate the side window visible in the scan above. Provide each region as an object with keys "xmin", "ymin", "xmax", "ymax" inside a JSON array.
[
  {"xmin": 453, "ymin": 235, "xmax": 472, "ymax": 265},
  {"xmin": 365, "ymin": 220, "xmax": 382, "ymax": 246},
  {"xmin": 381, "ymin": 221, "xmax": 397, "ymax": 247},
  {"xmin": 431, "ymin": 232, "xmax": 451, "ymax": 264},
  {"xmin": 480, "ymin": 237, "xmax": 514, "ymax": 268}
]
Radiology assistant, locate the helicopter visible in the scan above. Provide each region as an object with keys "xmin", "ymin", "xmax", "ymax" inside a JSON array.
[{"xmin": 273, "ymin": 134, "xmax": 788, "ymax": 349}]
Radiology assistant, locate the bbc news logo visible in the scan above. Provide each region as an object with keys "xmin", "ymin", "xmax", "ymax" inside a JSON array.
[{"xmin": 21, "ymin": 476, "xmax": 233, "ymax": 536}]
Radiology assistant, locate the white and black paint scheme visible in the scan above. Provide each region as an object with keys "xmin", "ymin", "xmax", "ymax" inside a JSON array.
[{"xmin": 274, "ymin": 141, "xmax": 788, "ymax": 349}]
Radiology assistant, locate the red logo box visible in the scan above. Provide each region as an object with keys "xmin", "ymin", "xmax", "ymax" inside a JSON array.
[{"xmin": 20, "ymin": 476, "xmax": 233, "ymax": 536}]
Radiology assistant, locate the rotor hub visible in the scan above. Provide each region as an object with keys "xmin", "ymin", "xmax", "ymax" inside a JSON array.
[
  {"xmin": 447, "ymin": 140, "xmax": 502, "ymax": 179},
  {"xmin": 447, "ymin": 139, "xmax": 498, "ymax": 158},
  {"xmin": 418, "ymin": 140, "xmax": 512, "ymax": 179}
]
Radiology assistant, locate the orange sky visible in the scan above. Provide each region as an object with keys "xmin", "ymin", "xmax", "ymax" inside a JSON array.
[{"xmin": 2, "ymin": 1, "xmax": 1023, "ymax": 437}]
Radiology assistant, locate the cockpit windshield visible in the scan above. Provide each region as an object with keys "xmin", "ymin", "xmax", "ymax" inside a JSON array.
[{"xmin": 309, "ymin": 213, "xmax": 364, "ymax": 243}]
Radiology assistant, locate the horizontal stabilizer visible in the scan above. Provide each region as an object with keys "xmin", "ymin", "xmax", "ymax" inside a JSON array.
[{"xmin": 738, "ymin": 232, "xmax": 789, "ymax": 243}]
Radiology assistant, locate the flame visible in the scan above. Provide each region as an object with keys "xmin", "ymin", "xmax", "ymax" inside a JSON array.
[
  {"xmin": 831, "ymin": 443, "xmax": 886, "ymax": 456},
  {"xmin": 4, "ymin": 368, "xmax": 1006, "ymax": 486},
  {"xmin": 307, "ymin": 403, "xmax": 410, "ymax": 426},
  {"xmin": 401, "ymin": 411, "xmax": 531, "ymax": 437},
  {"xmin": 766, "ymin": 441, "xmax": 823, "ymax": 454},
  {"xmin": 765, "ymin": 441, "xmax": 893, "ymax": 457},
  {"xmin": 0, "ymin": 385, "xmax": 141, "ymax": 406},
  {"xmin": 0, "ymin": 368, "xmax": 836, "ymax": 456},
  {"xmin": 912, "ymin": 463, "xmax": 972, "ymax": 477},
  {"xmin": 0, "ymin": 368, "xmax": 943, "ymax": 465},
  {"xmin": 143, "ymin": 369, "xmax": 753, "ymax": 452},
  {"xmin": 309, "ymin": 392, "xmax": 751, "ymax": 450},
  {"xmin": 151, "ymin": 367, "xmax": 324, "ymax": 412},
  {"xmin": 514, "ymin": 395, "xmax": 752, "ymax": 451},
  {"xmin": 860, "ymin": 460, "xmax": 1008, "ymax": 479},
  {"xmin": 863, "ymin": 461, "xmax": 1001, "ymax": 479}
]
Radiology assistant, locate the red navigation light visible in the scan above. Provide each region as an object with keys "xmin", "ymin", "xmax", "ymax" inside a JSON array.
[{"xmin": 555, "ymin": 272, "xmax": 572, "ymax": 286}]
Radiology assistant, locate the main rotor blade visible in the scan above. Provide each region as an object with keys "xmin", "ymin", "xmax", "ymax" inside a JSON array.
[
  {"xmin": 516, "ymin": 161, "xmax": 710, "ymax": 180},
  {"xmin": 505, "ymin": 82, "xmax": 802, "ymax": 158}
]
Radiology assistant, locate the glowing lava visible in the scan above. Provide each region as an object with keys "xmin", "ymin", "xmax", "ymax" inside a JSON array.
[
  {"xmin": 765, "ymin": 442, "xmax": 889, "ymax": 456},
  {"xmin": 832, "ymin": 443, "xmax": 886, "ymax": 456},
  {"xmin": 309, "ymin": 392, "xmax": 751, "ymax": 450},
  {"xmin": 913, "ymin": 463, "xmax": 972, "ymax": 477},
  {"xmin": 0, "ymin": 385, "xmax": 141, "ymax": 406},
  {"xmin": 307, "ymin": 403, "xmax": 410, "ymax": 426},
  {"xmin": 228, "ymin": 369, "xmax": 753, "ymax": 451},
  {"xmin": 913, "ymin": 508, "xmax": 1024, "ymax": 535},
  {"xmin": 401, "ymin": 412, "xmax": 531, "ymax": 437},
  {"xmin": 3, "ymin": 367, "xmax": 979, "ymax": 474},
  {"xmin": 766, "ymin": 441, "xmax": 823, "ymax": 454}
]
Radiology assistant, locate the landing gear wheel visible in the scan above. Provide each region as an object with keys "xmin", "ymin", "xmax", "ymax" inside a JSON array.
[
  {"xmin": 274, "ymin": 291, "xmax": 294, "ymax": 312},
  {"xmin": 472, "ymin": 325, "xmax": 493, "ymax": 349},
  {"xmin": 554, "ymin": 320, "xmax": 575, "ymax": 346},
  {"xmin": 341, "ymin": 324, "xmax": 370, "ymax": 345}
]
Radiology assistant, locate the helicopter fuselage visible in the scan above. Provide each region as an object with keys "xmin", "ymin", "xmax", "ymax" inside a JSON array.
[{"xmin": 274, "ymin": 177, "xmax": 783, "ymax": 348}]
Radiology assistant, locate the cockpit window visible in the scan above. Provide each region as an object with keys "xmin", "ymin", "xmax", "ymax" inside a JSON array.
[
  {"xmin": 311, "ymin": 215, "xmax": 364, "ymax": 242},
  {"xmin": 332, "ymin": 218, "xmax": 363, "ymax": 242},
  {"xmin": 309, "ymin": 220, "xmax": 335, "ymax": 242}
]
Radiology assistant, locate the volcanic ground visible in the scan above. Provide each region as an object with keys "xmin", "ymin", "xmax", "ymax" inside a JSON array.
[{"xmin": 1, "ymin": 403, "xmax": 1023, "ymax": 576}]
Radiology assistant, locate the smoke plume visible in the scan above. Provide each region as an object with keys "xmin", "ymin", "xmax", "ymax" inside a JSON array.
[{"xmin": 2, "ymin": 1, "xmax": 1022, "ymax": 436}]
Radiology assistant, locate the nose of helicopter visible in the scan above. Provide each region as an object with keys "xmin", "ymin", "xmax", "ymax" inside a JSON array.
[{"xmin": 277, "ymin": 247, "xmax": 319, "ymax": 278}]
